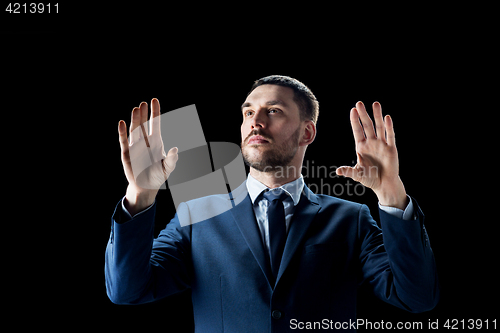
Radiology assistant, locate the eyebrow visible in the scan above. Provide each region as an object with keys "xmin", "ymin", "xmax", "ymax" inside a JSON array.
[{"xmin": 241, "ymin": 99, "xmax": 287, "ymax": 110}]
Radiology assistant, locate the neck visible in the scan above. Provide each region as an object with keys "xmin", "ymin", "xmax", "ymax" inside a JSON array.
[{"xmin": 249, "ymin": 161, "xmax": 302, "ymax": 189}]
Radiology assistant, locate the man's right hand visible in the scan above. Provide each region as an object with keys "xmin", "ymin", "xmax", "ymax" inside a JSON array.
[{"xmin": 118, "ymin": 98, "xmax": 178, "ymax": 216}]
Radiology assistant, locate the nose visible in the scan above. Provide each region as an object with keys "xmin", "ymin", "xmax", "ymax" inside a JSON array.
[{"xmin": 250, "ymin": 109, "xmax": 266, "ymax": 129}]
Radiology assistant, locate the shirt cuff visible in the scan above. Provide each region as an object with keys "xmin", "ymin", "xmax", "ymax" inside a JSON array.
[
  {"xmin": 378, "ymin": 195, "xmax": 415, "ymax": 220},
  {"xmin": 121, "ymin": 196, "xmax": 155, "ymax": 219}
]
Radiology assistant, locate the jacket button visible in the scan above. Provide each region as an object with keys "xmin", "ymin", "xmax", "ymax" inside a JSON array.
[{"xmin": 272, "ymin": 310, "xmax": 283, "ymax": 319}]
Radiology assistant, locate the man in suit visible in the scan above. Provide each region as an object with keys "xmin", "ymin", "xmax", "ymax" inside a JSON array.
[{"xmin": 105, "ymin": 75, "xmax": 439, "ymax": 332}]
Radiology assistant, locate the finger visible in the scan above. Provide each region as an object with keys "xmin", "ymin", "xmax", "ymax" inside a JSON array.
[
  {"xmin": 139, "ymin": 101, "xmax": 149, "ymax": 131},
  {"xmin": 119, "ymin": 120, "xmax": 132, "ymax": 174},
  {"xmin": 372, "ymin": 102, "xmax": 386, "ymax": 142},
  {"xmin": 150, "ymin": 98, "xmax": 161, "ymax": 135},
  {"xmin": 336, "ymin": 166, "xmax": 361, "ymax": 182},
  {"xmin": 119, "ymin": 120, "xmax": 136, "ymax": 183},
  {"xmin": 118, "ymin": 120, "xmax": 129, "ymax": 153},
  {"xmin": 336, "ymin": 166, "xmax": 353, "ymax": 177},
  {"xmin": 356, "ymin": 101, "xmax": 376, "ymax": 139},
  {"xmin": 163, "ymin": 147, "xmax": 179, "ymax": 178},
  {"xmin": 350, "ymin": 108, "xmax": 365, "ymax": 144},
  {"xmin": 385, "ymin": 115, "xmax": 396, "ymax": 146},
  {"xmin": 130, "ymin": 107, "xmax": 141, "ymax": 144}
]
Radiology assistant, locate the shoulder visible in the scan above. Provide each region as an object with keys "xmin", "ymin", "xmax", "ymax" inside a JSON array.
[
  {"xmin": 304, "ymin": 185, "xmax": 369, "ymax": 222},
  {"xmin": 309, "ymin": 193, "xmax": 379, "ymax": 239},
  {"xmin": 315, "ymin": 193, "xmax": 363, "ymax": 208},
  {"xmin": 175, "ymin": 193, "xmax": 232, "ymax": 227},
  {"xmin": 178, "ymin": 181, "xmax": 249, "ymax": 227},
  {"xmin": 184, "ymin": 192, "xmax": 233, "ymax": 211}
]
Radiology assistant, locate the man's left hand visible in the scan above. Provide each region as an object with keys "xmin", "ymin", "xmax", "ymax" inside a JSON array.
[{"xmin": 336, "ymin": 101, "xmax": 408, "ymax": 210}]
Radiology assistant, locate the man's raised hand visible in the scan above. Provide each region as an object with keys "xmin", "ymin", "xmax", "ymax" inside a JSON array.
[
  {"xmin": 118, "ymin": 98, "xmax": 178, "ymax": 215},
  {"xmin": 336, "ymin": 101, "xmax": 408, "ymax": 210}
]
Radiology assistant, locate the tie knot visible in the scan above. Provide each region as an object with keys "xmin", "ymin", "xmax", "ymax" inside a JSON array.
[{"xmin": 263, "ymin": 189, "xmax": 289, "ymax": 203}]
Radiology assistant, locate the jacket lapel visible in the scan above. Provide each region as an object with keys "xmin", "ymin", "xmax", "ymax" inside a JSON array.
[
  {"xmin": 276, "ymin": 185, "xmax": 321, "ymax": 285},
  {"xmin": 228, "ymin": 182, "xmax": 321, "ymax": 288},
  {"xmin": 229, "ymin": 182, "xmax": 274, "ymax": 286}
]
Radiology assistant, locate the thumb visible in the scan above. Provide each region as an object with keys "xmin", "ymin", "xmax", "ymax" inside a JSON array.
[
  {"xmin": 163, "ymin": 147, "xmax": 179, "ymax": 178},
  {"xmin": 336, "ymin": 166, "xmax": 362, "ymax": 182},
  {"xmin": 336, "ymin": 166, "xmax": 354, "ymax": 178},
  {"xmin": 336, "ymin": 152, "xmax": 364, "ymax": 181}
]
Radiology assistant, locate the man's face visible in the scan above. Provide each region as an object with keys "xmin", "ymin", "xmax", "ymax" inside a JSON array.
[{"xmin": 240, "ymin": 84, "xmax": 303, "ymax": 172}]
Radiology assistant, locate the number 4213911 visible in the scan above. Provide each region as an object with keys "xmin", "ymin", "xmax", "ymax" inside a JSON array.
[
  {"xmin": 443, "ymin": 319, "xmax": 497, "ymax": 330},
  {"xmin": 6, "ymin": 3, "xmax": 58, "ymax": 14}
]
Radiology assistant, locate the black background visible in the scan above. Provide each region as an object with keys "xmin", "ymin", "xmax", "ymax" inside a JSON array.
[{"xmin": 2, "ymin": 5, "xmax": 496, "ymax": 332}]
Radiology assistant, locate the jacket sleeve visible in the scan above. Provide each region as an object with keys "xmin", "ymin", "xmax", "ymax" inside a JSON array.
[
  {"xmin": 358, "ymin": 197, "xmax": 439, "ymax": 312},
  {"xmin": 105, "ymin": 200, "xmax": 192, "ymax": 305}
]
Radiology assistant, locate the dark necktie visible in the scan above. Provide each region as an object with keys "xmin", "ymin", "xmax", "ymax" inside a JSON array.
[{"xmin": 263, "ymin": 189, "xmax": 289, "ymax": 280}]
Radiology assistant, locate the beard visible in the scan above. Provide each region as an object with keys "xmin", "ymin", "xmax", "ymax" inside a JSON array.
[{"xmin": 241, "ymin": 127, "xmax": 301, "ymax": 172}]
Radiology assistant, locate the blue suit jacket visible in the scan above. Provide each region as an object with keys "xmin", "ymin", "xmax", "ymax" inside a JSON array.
[{"xmin": 105, "ymin": 182, "xmax": 439, "ymax": 332}]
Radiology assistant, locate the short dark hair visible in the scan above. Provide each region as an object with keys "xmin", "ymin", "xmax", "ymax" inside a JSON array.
[{"xmin": 249, "ymin": 75, "xmax": 319, "ymax": 124}]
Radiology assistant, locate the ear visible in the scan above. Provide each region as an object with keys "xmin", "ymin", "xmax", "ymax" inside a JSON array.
[{"xmin": 299, "ymin": 120, "xmax": 316, "ymax": 146}]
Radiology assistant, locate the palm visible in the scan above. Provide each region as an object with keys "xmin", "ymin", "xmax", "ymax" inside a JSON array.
[
  {"xmin": 350, "ymin": 130, "xmax": 399, "ymax": 191},
  {"xmin": 118, "ymin": 99, "xmax": 178, "ymax": 192}
]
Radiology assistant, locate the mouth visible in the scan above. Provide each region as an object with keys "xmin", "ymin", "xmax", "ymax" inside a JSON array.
[{"xmin": 247, "ymin": 135, "xmax": 269, "ymax": 145}]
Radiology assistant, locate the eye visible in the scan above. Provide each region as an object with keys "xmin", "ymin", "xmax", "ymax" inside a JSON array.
[
  {"xmin": 268, "ymin": 108, "xmax": 281, "ymax": 114},
  {"xmin": 244, "ymin": 110, "xmax": 254, "ymax": 117}
]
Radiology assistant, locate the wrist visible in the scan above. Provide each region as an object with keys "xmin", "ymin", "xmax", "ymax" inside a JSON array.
[
  {"xmin": 374, "ymin": 177, "xmax": 408, "ymax": 210},
  {"xmin": 124, "ymin": 185, "xmax": 157, "ymax": 216}
]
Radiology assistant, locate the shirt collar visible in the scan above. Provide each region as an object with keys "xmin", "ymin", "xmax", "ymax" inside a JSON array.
[{"xmin": 246, "ymin": 173, "xmax": 304, "ymax": 206}]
